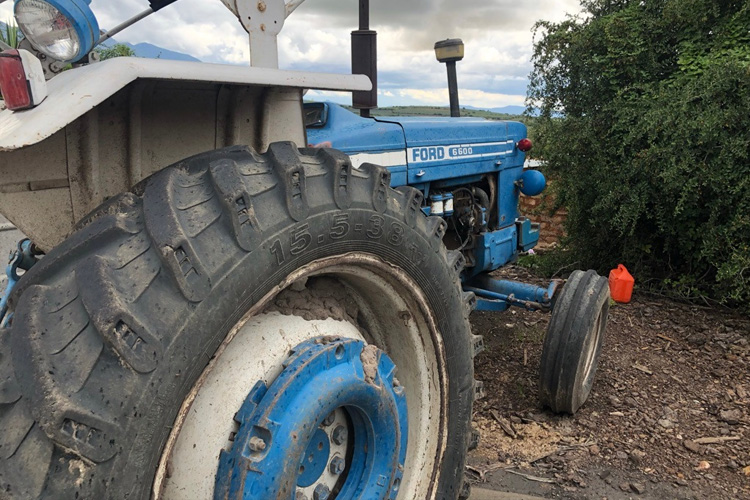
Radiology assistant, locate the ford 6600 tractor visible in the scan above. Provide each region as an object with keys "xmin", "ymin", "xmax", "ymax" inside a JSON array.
[{"xmin": 0, "ymin": 0, "xmax": 610, "ymax": 498}]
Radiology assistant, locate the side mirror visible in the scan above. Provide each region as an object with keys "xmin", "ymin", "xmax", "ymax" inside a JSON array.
[{"xmin": 304, "ymin": 102, "xmax": 329, "ymax": 129}]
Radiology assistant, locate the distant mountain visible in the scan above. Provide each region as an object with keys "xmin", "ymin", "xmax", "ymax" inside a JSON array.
[
  {"xmin": 489, "ymin": 105, "xmax": 526, "ymax": 115},
  {"xmin": 124, "ymin": 42, "xmax": 200, "ymax": 62},
  {"xmin": 362, "ymin": 105, "xmax": 534, "ymax": 123},
  {"xmin": 464, "ymin": 105, "xmax": 527, "ymax": 115},
  {"xmin": 1, "ymin": 24, "xmax": 199, "ymax": 62},
  {"xmin": 100, "ymin": 37, "xmax": 199, "ymax": 62}
]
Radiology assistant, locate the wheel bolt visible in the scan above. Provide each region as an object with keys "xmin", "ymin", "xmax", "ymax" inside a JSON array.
[
  {"xmin": 313, "ymin": 484, "xmax": 330, "ymax": 500},
  {"xmin": 332, "ymin": 425, "xmax": 348, "ymax": 445},
  {"xmin": 295, "ymin": 491, "xmax": 308, "ymax": 500},
  {"xmin": 329, "ymin": 456, "xmax": 345, "ymax": 475},
  {"xmin": 248, "ymin": 436, "xmax": 266, "ymax": 452},
  {"xmin": 322, "ymin": 412, "xmax": 335, "ymax": 426}
]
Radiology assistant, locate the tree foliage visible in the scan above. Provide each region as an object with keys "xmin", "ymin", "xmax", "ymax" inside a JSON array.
[
  {"xmin": 97, "ymin": 43, "xmax": 136, "ymax": 60},
  {"xmin": 528, "ymin": 0, "xmax": 750, "ymax": 307},
  {"xmin": 1, "ymin": 21, "xmax": 21, "ymax": 49}
]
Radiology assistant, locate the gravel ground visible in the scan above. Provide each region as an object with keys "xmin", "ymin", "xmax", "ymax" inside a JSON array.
[{"xmin": 469, "ymin": 266, "xmax": 750, "ymax": 499}]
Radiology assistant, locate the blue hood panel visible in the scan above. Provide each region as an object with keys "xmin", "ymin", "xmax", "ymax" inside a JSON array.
[{"xmin": 306, "ymin": 102, "xmax": 528, "ymax": 189}]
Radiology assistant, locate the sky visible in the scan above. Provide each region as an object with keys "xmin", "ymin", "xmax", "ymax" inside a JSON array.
[{"xmin": 1, "ymin": 0, "xmax": 583, "ymax": 108}]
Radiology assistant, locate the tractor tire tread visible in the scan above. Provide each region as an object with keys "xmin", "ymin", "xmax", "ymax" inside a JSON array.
[{"xmin": 1, "ymin": 143, "xmax": 475, "ymax": 500}]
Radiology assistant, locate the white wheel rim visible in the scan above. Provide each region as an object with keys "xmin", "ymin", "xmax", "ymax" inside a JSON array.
[{"xmin": 155, "ymin": 255, "xmax": 447, "ymax": 500}]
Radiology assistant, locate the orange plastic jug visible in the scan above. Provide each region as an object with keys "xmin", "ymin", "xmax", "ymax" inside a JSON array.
[{"xmin": 609, "ymin": 264, "xmax": 634, "ymax": 303}]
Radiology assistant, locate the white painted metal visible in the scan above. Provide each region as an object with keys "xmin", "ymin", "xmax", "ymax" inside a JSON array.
[
  {"xmin": 348, "ymin": 150, "xmax": 407, "ymax": 169},
  {"xmin": 17, "ymin": 49, "xmax": 47, "ymax": 106},
  {"xmin": 156, "ymin": 256, "xmax": 446, "ymax": 500},
  {"xmin": 431, "ymin": 199, "xmax": 445, "ymax": 216},
  {"xmin": 285, "ymin": 0, "xmax": 307, "ymax": 17},
  {"xmin": 219, "ymin": 0, "xmax": 306, "ymax": 68},
  {"xmin": 444, "ymin": 197, "xmax": 454, "ymax": 214},
  {"xmin": 238, "ymin": 0, "xmax": 285, "ymax": 68},
  {"xmin": 0, "ymin": 57, "xmax": 371, "ymax": 151},
  {"xmin": 160, "ymin": 313, "xmax": 365, "ymax": 499}
]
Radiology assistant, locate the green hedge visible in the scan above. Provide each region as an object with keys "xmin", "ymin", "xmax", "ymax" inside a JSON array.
[{"xmin": 528, "ymin": 1, "xmax": 750, "ymax": 308}]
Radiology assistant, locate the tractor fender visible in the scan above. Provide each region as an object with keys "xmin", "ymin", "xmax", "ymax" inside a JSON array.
[{"xmin": 0, "ymin": 57, "xmax": 371, "ymax": 152}]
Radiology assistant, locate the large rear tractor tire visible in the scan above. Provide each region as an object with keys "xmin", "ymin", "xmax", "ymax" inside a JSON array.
[
  {"xmin": 0, "ymin": 143, "xmax": 478, "ymax": 499},
  {"xmin": 539, "ymin": 270, "xmax": 609, "ymax": 414}
]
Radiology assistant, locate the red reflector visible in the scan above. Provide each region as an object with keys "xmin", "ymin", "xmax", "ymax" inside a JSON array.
[
  {"xmin": 517, "ymin": 138, "xmax": 533, "ymax": 152},
  {"xmin": 0, "ymin": 50, "xmax": 33, "ymax": 111}
]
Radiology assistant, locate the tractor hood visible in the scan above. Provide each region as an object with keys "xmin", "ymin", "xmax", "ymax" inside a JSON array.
[
  {"xmin": 306, "ymin": 102, "xmax": 528, "ymax": 185},
  {"xmin": 387, "ymin": 116, "xmax": 526, "ymax": 175}
]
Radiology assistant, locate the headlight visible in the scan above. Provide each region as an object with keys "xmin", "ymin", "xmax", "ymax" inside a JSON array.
[{"xmin": 14, "ymin": 0, "xmax": 99, "ymax": 63}]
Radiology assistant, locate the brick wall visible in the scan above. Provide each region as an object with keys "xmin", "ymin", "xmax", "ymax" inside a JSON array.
[{"xmin": 519, "ymin": 191, "xmax": 567, "ymax": 249}]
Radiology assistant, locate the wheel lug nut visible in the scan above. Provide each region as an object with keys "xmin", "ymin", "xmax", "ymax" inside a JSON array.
[
  {"xmin": 295, "ymin": 491, "xmax": 308, "ymax": 500},
  {"xmin": 248, "ymin": 436, "xmax": 266, "ymax": 452},
  {"xmin": 332, "ymin": 425, "xmax": 347, "ymax": 445},
  {"xmin": 313, "ymin": 483, "xmax": 330, "ymax": 500},
  {"xmin": 322, "ymin": 412, "xmax": 335, "ymax": 426},
  {"xmin": 329, "ymin": 456, "xmax": 345, "ymax": 475}
]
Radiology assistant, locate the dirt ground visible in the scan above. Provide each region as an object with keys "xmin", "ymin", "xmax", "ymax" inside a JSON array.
[{"xmin": 469, "ymin": 266, "xmax": 750, "ymax": 499}]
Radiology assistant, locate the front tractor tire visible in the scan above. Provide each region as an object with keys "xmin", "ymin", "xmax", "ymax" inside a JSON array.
[
  {"xmin": 539, "ymin": 270, "xmax": 610, "ymax": 414},
  {"xmin": 0, "ymin": 144, "xmax": 478, "ymax": 499}
]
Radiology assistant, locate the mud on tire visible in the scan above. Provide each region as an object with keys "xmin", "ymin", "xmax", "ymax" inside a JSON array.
[{"xmin": 0, "ymin": 143, "xmax": 477, "ymax": 499}]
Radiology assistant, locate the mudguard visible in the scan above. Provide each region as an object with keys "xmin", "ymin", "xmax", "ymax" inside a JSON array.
[{"xmin": 0, "ymin": 57, "xmax": 370, "ymax": 151}]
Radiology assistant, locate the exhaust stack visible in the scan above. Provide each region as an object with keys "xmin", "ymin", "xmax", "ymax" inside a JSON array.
[
  {"xmin": 434, "ymin": 38, "xmax": 465, "ymax": 117},
  {"xmin": 351, "ymin": 0, "xmax": 377, "ymax": 117}
]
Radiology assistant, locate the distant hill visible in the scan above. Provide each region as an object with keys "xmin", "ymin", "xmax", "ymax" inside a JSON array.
[
  {"xmin": 124, "ymin": 42, "xmax": 200, "ymax": 62},
  {"xmin": 0, "ymin": 23, "xmax": 199, "ymax": 62},
  {"xmin": 464, "ymin": 104, "xmax": 526, "ymax": 115},
  {"xmin": 358, "ymin": 105, "xmax": 534, "ymax": 124},
  {"xmin": 100, "ymin": 38, "xmax": 199, "ymax": 62},
  {"xmin": 491, "ymin": 105, "xmax": 526, "ymax": 115}
]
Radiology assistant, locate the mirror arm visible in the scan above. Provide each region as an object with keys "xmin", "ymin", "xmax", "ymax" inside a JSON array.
[
  {"xmin": 96, "ymin": 7, "xmax": 155, "ymax": 46},
  {"xmin": 96, "ymin": 0, "xmax": 181, "ymax": 46}
]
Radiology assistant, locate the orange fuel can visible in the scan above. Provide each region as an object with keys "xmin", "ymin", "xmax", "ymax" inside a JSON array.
[{"xmin": 609, "ymin": 264, "xmax": 634, "ymax": 303}]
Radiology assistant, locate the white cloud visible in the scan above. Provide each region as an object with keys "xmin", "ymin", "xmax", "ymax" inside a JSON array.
[
  {"xmin": 397, "ymin": 88, "xmax": 525, "ymax": 108},
  {"xmin": 3, "ymin": 0, "xmax": 584, "ymax": 107}
]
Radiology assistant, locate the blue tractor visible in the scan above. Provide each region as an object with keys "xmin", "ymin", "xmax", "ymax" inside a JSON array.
[
  {"xmin": 0, "ymin": 0, "xmax": 609, "ymax": 498},
  {"xmin": 304, "ymin": 100, "xmax": 610, "ymax": 414}
]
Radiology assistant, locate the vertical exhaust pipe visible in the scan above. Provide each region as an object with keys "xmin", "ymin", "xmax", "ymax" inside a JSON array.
[
  {"xmin": 434, "ymin": 38, "xmax": 465, "ymax": 118},
  {"xmin": 351, "ymin": 0, "xmax": 377, "ymax": 117}
]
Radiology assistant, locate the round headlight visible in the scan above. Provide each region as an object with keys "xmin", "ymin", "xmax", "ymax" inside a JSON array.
[{"xmin": 14, "ymin": 0, "xmax": 99, "ymax": 63}]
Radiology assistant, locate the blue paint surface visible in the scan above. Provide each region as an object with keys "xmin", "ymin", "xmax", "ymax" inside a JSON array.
[
  {"xmin": 305, "ymin": 103, "xmax": 557, "ymax": 311},
  {"xmin": 305, "ymin": 102, "xmax": 531, "ymax": 270},
  {"xmin": 297, "ymin": 428, "xmax": 331, "ymax": 488},
  {"xmin": 214, "ymin": 337, "xmax": 407, "ymax": 500}
]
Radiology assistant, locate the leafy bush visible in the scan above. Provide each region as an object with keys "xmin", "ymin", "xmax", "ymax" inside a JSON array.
[
  {"xmin": 1, "ymin": 21, "xmax": 21, "ymax": 49},
  {"xmin": 528, "ymin": 0, "xmax": 750, "ymax": 308},
  {"xmin": 97, "ymin": 43, "xmax": 136, "ymax": 60}
]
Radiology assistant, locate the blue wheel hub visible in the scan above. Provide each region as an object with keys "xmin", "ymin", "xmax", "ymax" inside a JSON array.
[{"xmin": 214, "ymin": 337, "xmax": 408, "ymax": 500}]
